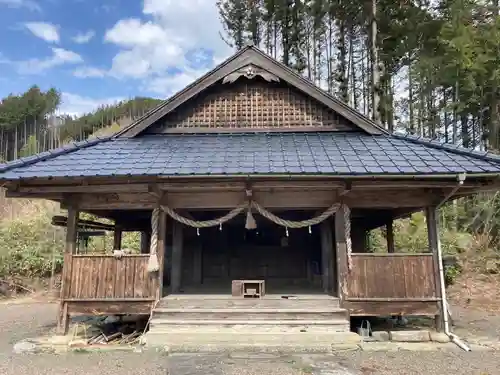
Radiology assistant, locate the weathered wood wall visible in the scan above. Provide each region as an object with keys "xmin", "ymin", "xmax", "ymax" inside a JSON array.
[
  {"xmin": 344, "ymin": 253, "xmax": 439, "ymax": 317},
  {"xmin": 346, "ymin": 254, "xmax": 436, "ymax": 299},
  {"xmin": 146, "ymin": 80, "xmax": 356, "ymax": 132},
  {"xmin": 62, "ymin": 254, "xmax": 156, "ymax": 300}
]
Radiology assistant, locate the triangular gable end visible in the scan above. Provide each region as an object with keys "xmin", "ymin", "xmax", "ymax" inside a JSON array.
[{"xmin": 117, "ymin": 45, "xmax": 386, "ymax": 138}]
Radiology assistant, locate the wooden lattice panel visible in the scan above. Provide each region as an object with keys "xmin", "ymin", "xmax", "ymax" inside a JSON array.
[{"xmin": 149, "ymin": 81, "xmax": 355, "ymax": 132}]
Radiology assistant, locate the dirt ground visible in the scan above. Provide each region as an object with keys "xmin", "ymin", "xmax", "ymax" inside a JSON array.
[{"xmin": 0, "ymin": 296, "xmax": 499, "ymax": 375}]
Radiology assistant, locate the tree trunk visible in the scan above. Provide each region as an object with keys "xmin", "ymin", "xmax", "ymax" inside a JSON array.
[{"xmin": 370, "ymin": 0, "xmax": 381, "ymax": 124}]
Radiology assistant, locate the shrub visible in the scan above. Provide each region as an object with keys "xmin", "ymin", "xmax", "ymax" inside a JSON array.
[{"xmin": 0, "ymin": 214, "xmax": 65, "ymax": 278}]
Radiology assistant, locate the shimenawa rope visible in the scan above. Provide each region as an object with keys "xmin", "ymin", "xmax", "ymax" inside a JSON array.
[
  {"xmin": 147, "ymin": 207, "xmax": 160, "ymax": 272},
  {"xmin": 147, "ymin": 200, "xmax": 353, "ymax": 273}
]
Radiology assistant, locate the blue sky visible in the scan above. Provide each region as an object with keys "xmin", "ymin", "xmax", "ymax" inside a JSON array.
[{"xmin": 0, "ymin": 0, "xmax": 232, "ymax": 115}]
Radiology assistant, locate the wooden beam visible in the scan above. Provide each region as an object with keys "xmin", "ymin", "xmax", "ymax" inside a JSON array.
[
  {"xmin": 70, "ymin": 189, "xmax": 439, "ymax": 210},
  {"xmin": 52, "ymin": 215, "xmax": 115, "ymax": 231},
  {"xmin": 113, "ymin": 225, "xmax": 122, "ymax": 250},
  {"xmin": 157, "ymin": 209, "xmax": 167, "ymax": 299},
  {"xmin": 170, "ymin": 221, "xmax": 183, "ymax": 293},
  {"xmin": 57, "ymin": 203, "xmax": 79, "ymax": 335},
  {"xmin": 335, "ymin": 206, "xmax": 348, "ymax": 305},
  {"xmin": 386, "ymin": 218, "xmax": 395, "ymax": 253},
  {"xmin": 140, "ymin": 231, "xmax": 151, "ymax": 254},
  {"xmin": 15, "ymin": 179, "xmax": 491, "ymax": 195},
  {"xmin": 426, "ymin": 206, "xmax": 444, "ymax": 332},
  {"xmin": 320, "ymin": 219, "xmax": 334, "ymax": 294}
]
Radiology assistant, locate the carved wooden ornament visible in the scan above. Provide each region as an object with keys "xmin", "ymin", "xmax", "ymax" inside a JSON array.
[{"xmin": 222, "ymin": 64, "xmax": 280, "ymax": 84}]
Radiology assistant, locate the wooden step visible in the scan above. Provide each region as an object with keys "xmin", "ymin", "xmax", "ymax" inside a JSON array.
[
  {"xmin": 153, "ymin": 307, "xmax": 347, "ymax": 320},
  {"xmin": 149, "ymin": 319, "xmax": 351, "ymax": 333},
  {"xmin": 158, "ymin": 295, "xmax": 340, "ymax": 309},
  {"xmin": 151, "ymin": 319, "xmax": 349, "ymax": 325}
]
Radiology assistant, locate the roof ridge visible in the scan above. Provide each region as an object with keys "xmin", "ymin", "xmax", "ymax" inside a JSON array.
[
  {"xmin": 392, "ymin": 133, "xmax": 500, "ymax": 165},
  {"xmin": 0, "ymin": 136, "xmax": 113, "ymax": 174}
]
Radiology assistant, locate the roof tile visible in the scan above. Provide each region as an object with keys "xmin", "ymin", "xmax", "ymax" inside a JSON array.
[{"xmin": 2, "ymin": 132, "xmax": 500, "ymax": 180}]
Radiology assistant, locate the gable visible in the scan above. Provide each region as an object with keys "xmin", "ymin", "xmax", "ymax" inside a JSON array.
[
  {"xmin": 117, "ymin": 45, "xmax": 386, "ymax": 138},
  {"xmin": 145, "ymin": 78, "xmax": 358, "ymax": 133}
]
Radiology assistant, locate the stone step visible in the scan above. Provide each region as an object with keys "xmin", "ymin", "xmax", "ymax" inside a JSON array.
[
  {"xmin": 144, "ymin": 331, "xmax": 361, "ymax": 350},
  {"xmin": 153, "ymin": 307, "xmax": 348, "ymax": 320},
  {"xmin": 149, "ymin": 319, "xmax": 350, "ymax": 333}
]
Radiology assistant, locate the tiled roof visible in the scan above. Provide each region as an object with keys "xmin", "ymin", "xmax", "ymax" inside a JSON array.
[{"xmin": 1, "ymin": 132, "xmax": 500, "ymax": 180}]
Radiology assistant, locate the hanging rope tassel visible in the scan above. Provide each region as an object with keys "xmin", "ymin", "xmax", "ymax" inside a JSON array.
[
  {"xmin": 147, "ymin": 207, "xmax": 160, "ymax": 273},
  {"xmin": 245, "ymin": 205, "xmax": 257, "ymax": 230}
]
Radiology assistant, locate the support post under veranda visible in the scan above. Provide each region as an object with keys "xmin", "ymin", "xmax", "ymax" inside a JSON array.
[
  {"xmin": 57, "ymin": 204, "xmax": 79, "ymax": 335},
  {"xmin": 426, "ymin": 206, "xmax": 444, "ymax": 332}
]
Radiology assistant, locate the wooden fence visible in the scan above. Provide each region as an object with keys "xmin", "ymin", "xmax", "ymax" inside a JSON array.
[
  {"xmin": 61, "ymin": 254, "xmax": 157, "ymax": 301},
  {"xmin": 346, "ymin": 253, "xmax": 437, "ymax": 300}
]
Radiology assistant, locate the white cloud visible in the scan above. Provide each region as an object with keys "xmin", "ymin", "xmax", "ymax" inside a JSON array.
[
  {"xmin": 147, "ymin": 67, "xmax": 210, "ymax": 97},
  {"xmin": 73, "ymin": 66, "xmax": 107, "ymax": 78},
  {"xmin": 0, "ymin": 0, "xmax": 40, "ymax": 12},
  {"xmin": 97, "ymin": 0, "xmax": 231, "ymax": 95},
  {"xmin": 24, "ymin": 22, "xmax": 59, "ymax": 43},
  {"xmin": 104, "ymin": 18, "xmax": 184, "ymax": 79},
  {"xmin": 72, "ymin": 30, "xmax": 95, "ymax": 44},
  {"xmin": 18, "ymin": 47, "xmax": 83, "ymax": 74},
  {"xmin": 58, "ymin": 93, "xmax": 124, "ymax": 117}
]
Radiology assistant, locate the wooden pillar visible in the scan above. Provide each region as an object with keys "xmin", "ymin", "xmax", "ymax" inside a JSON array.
[
  {"xmin": 320, "ymin": 220, "xmax": 333, "ymax": 294},
  {"xmin": 113, "ymin": 225, "xmax": 122, "ymax": 250},
  {"xmin": 140, "ymin": 231, "xmax": 151, "ymax": 254},
  {"xmin": 157, "ymin": 211, "xmax": 167, "ymax": 299},
  {"xmin": 57, "ymin": 205, "xmax": 79, "ymax": 335},
  {"xmin": 386, "ymin": 218, "xmax": 395, "ymax": 253},
  {"xmin": 335, "ymin": 206, "xmax": 348, "ymax": 303},
  {"xmin": 171, "ymin": 221, "xmax": 184, "ymax": 293},
  {"xmin": 426, "ymin": 206, "xmax": 444, "ymax": 332}
]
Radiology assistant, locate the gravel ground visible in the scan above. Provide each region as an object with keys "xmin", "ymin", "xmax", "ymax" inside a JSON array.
[{"xmin": 0, "ymin": 299, "xmax": 499, "ymax": 375}]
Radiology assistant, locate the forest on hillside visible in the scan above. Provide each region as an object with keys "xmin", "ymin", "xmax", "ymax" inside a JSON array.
[
  {"xmin": 0, "ymin": 87, "xmax": 161, "ymax": 162},
  {"xmin": 217, "ymin": 0, "xmax": 500, "ymax": 150}
]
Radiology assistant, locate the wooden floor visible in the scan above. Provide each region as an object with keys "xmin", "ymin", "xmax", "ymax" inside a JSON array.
[{"xmin": 167, "ymin": 278, "xmax": 328, "ymax": 296}]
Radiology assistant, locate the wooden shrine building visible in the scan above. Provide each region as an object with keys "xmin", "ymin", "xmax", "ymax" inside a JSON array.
[{"xmin": 2, "ymin": 46, "xmax": 500, "ymax": 346}]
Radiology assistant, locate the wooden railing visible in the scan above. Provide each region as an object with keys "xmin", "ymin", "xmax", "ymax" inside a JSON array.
[
  {"xmin": 346, "ymin": 253, "xmax": 437, "ymax": 300},
  {"xmin": 62, "ymin": 254, "xmax": 157, "ymax": 301}
]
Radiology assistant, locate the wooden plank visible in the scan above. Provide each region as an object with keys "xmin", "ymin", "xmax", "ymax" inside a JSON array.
[
  {"xmin": 346, "ymin": 297, "xmax": 439, "ymax": 302},
  {"xmin": 66, "ymin": 301, "xmax": 153, "ymax": 316},
  {"xmin": 72, "ymin": 257, "xmax": 84, "ymax": 298},
  {"xmin": 124, "ymin": 257, "xmax": 136, "ymax": 298},
  {"xmin": 114, "ymin": 258, "xmax": 126, "ymax": 298},
  {"xmin": 104, "ymin": 258, "xmax": 116, "ymax": 298},
  {"xmin": 345, "ymin": 301, "xmax": 439, "ymax": 316},
  {"xmin": 134, "ymin": 259, "xmax": 147, "ymax": 298},
  {"xmin": 60, "ymin": 253, "xmax": 73, "ymax": 299},
  {"xmin": 351, "ymin": 253, "xmax": 433, "ymax": 257},
  {"xmin": 89, "ymin": 257, "xmax": 102, "ymax": 299},
  {"xmin": 392, "ymin": 255, "xmax": 407, "ymax": 299},
  {"xmin": 96, "ymin": 257, "xmax": 108, "ymax": 298}
]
